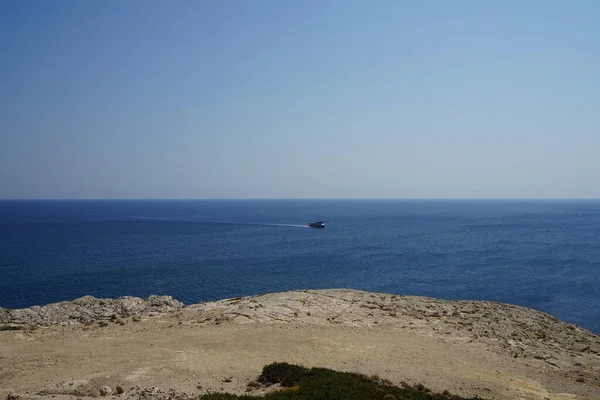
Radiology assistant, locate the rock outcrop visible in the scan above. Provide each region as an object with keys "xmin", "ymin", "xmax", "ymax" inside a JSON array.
[
  {"xmin": 189, "ymin": 290, "xmax": 600, "ymax": 357},
  {"xmin": 184, "ymin": 289, "xmax": 600, "ymax": 387},
  {"xmin": 0, "ymin": 295, "xmax": 183, "ymax": 327}
]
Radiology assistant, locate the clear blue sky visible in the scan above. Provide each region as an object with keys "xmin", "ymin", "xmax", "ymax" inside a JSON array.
[{"xmin": 1, "ymin": 0, "xmax": 599, "ymax": 199}]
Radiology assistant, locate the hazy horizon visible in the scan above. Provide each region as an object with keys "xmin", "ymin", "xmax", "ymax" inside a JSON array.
[
  {"xmin": 2, "ymin": 197, "xmax": 600, "ymax": 201},
  {"xmin": 2, "ymin": 1, "xmax": 599, "ymax": 199}
]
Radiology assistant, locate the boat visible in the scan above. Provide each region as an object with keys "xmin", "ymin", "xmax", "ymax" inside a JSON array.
[{"xmin": 308, "ymin": 221, "xmax": 326, "ymax": 228}]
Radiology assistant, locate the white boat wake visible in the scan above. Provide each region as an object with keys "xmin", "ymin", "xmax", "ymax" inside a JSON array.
[
  {"xmin": 127, "ymin": 217, "xmax": 309, "ymax": 228},
  {"xmin": 252, "ymin": 223, "xmax": 309, "ymax": 228}
]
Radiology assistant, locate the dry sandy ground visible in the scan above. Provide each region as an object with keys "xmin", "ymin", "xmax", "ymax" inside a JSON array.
[{"xmin": 1, "ymin": 289, "xmax": 599, "ymax": 400}]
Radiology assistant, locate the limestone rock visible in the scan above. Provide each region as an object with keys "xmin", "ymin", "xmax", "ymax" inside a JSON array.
[
  {"xmin": 99, "ymin": 385, "xmax": 112, "ymax": 396},
  {"xmin": 0, "ymin": 296, "xmax": 183, "ymax": 326}
]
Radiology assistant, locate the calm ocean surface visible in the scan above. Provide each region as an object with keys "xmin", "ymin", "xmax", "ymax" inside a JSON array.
[{"xmin": 0, "ymin": 199, "xmax": 598, "ymax": 334}]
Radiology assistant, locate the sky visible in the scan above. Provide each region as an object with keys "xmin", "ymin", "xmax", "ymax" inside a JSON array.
[{"xmin": 1, "ymin": 0, "xmax": 599, "ymax": 199}]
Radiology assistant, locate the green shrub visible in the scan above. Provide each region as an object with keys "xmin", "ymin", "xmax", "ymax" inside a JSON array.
[
  {"xmin": 259, "ymin": 362, "xmax": 309, "ymax": 387},
  {"xmin": 201, "ymin": 363, "xmax": 487, "ymax": 400}
]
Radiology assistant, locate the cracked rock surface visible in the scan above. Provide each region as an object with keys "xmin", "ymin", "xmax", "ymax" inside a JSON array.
[{"xmin": 0, "ymin": 295, "xmax": 183, "ymax": 327}]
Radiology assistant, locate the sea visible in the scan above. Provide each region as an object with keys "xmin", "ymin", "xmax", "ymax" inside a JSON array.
[{"xmin": 0, "ymin": 199, "xmax": 598, "ymax": 334}]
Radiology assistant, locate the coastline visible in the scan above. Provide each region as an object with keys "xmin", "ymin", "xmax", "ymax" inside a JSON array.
[{"xmin": 2, "ymin": 289, "xmax": 599, "ymax": 400}]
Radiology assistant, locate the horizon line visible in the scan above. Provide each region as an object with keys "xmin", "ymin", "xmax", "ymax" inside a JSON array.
[{"xmin": 2, "ymin": 197, "xmax": 600, "ymax": 201}]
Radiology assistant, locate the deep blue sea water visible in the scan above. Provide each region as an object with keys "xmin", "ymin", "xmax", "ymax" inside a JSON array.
[{"xmin": 1, "ymin": 199, "xmax": 599, "ymax": 334}]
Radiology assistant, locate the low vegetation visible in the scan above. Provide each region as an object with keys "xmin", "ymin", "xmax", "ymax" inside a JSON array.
[{"xmin": 202, "ymin": 362, "xmax": 485, "ymax": 400}]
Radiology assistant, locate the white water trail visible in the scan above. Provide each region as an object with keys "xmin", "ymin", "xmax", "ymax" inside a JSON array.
[
  {"xmin": 128, "ymin": 216, "xmax": 309, "ymax": 228},
  {"xmin": 129, "ymin": 216, "xmax": 176, "ymax": 221},
  {"xmin": 253, "ymin": 223, "xmax": 309, "ymax": 228}
]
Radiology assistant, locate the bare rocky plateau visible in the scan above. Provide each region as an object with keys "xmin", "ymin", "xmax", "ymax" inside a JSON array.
[{"xmin": 1, "ymin": 289, "xmax": 599, "ymax": 400}]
